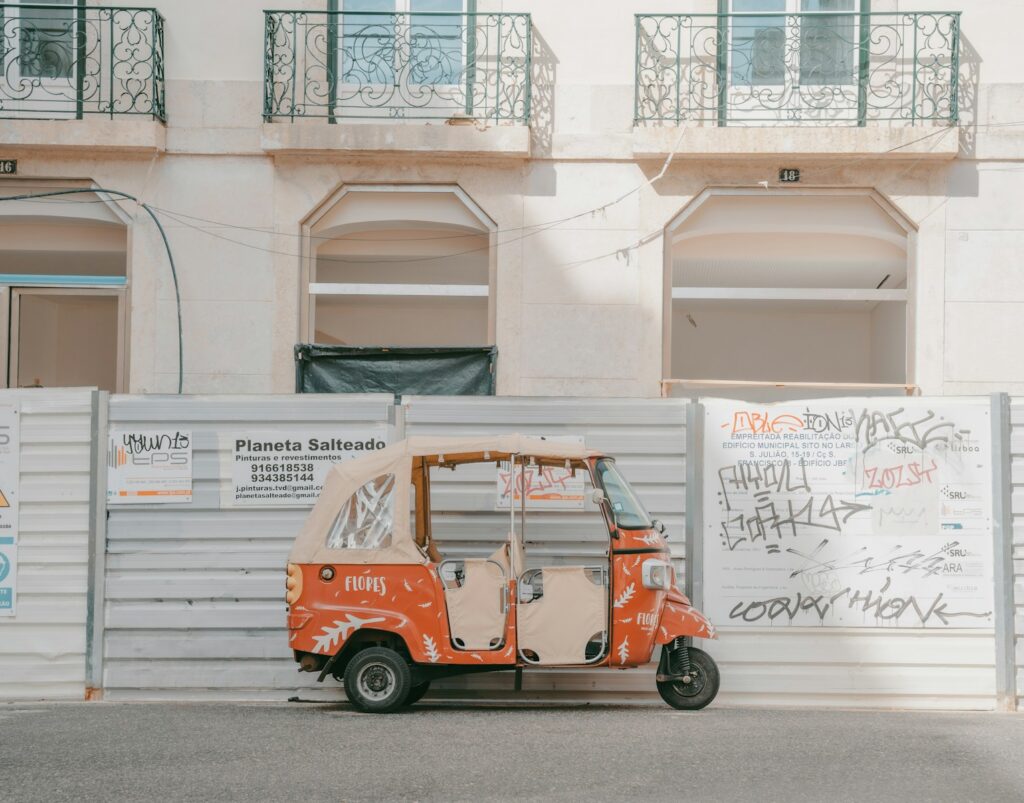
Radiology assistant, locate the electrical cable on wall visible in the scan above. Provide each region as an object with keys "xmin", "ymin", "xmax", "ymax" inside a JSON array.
[{"xmin": 0, "ymin": 188, "xmax": 184, "ymax": 394}]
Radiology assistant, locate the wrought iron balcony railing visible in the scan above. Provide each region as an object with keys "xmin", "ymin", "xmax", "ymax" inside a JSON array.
[
  {"xmin": 0, "ymin": 4, "xmax": 164, "ymax": 120},
  {"xmin": 263, "ymin": 10, "xmax": 530, "ymax": 123},
  {"xmin": 635, "ymin": 12, "xmax": 959, "ymax": 126}
]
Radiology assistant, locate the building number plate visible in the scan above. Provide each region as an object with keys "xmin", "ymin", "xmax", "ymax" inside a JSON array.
[
  {"xmin": 779, "ymin": 168, "xmax": 800, "ymax": 183},
  {"xmin": 0, "ymin": 160, "xmax": 16, "ymax": 175}
]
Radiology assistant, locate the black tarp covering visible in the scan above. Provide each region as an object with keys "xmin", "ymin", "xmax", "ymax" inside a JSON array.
[{"xmin": 294, "ymin": 345, "xmax": 497, "ymax": 396}]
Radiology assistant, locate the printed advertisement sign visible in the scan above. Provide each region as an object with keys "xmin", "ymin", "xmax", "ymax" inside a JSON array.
[
  {"xmin": 496, "ymin": 436, "xmax": 586, "ymax": 510},
  {"xmin": 0, "ymin": 403, "xmax": 19, "ymax": 616},
  {"xmin": 225, "ymin": 427, "xmax": 388, "ymax": 507},
  {"xmin": 108, "ymin": 429, "xmax": 193, "ymax": 504},
  {"xmin": 702, "ymin": 398, "xmax": 994, "ymax": 629}
]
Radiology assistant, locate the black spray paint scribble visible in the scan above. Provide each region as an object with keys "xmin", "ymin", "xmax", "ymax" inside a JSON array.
[
  {"xmin": 853, "ymin": 406, "xmax": 968, "ymax": 455},
  {"xmin": 786, "ymin": 538, "xmax": 965, "ymax": 580},
  {"xmin": 122, "ymin": 431, "xmax": 190, "ymax": 454},
  {"xmin": 719, "ymin": 494, "xmax": 871, "ymax": 552},
  {"xmin": 718, "ymin": 459, "xmax": 810, "ymax": 512},
  {"xmin": 728, "ymin": 577, "xmax": 992, "ymax": 626},
  {"xmin": 803, "ymin": 409, "xmax": 856, "ymax": 434}
]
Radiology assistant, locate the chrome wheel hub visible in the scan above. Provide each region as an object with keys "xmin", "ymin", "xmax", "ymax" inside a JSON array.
[{"xmin": 357, "ymin": 663, "xmax": 395, "ymax": 701}]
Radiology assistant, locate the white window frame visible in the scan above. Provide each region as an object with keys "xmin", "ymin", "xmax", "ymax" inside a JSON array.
[
  {"xmin": 337, "ymin": 0, "xmax": 470, "ymax": 106},
  {"xmin": 3, "ymin": 0, "xmax": 78, "ymax": 86},
  {"xmin": 726, "ymin": 0, "xmax": 863, "ymax": 122},
  {"xmin": 7, "ymin": 286, "xmax": 126, "ymax": 392}
]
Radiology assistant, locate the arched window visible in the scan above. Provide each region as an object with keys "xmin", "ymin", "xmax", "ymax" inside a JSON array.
[
  {"xmin": 303, "ymin": 185, "xmax": 494, "ymax": 348},
  {"xmin": 664, "ymin": 189, "xmax": 912, "ymax": 399},
  {"xmin": 0, "ymin": 181, "xmax": 128, "ymax": 391}
]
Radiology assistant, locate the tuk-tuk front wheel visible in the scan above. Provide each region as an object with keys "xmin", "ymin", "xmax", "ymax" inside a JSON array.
[
  {"xmin": 656, "ymin": 646, "xmax": 720, "ymax": 711},
  {"xmin": 343, "ymin": 647, "xmax": 413, "ymax": 714}
]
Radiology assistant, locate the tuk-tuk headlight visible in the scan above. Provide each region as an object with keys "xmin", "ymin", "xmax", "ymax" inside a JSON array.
[{"xmin": 641, "ymin": 559, "xmax": 673, "ymax": 591}]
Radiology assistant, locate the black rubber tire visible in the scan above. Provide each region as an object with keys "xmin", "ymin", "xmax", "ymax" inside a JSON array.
[
  {"xmin": 343, "ymin": 647, "xmax": 413, "ymax": 714},
  {"xmin": 656, "ymin": 647, "xmax": 720, "ymax": 711},
  {"xmin": 405, "ymin": 681, "xmax": 431, "ymax": 706}
]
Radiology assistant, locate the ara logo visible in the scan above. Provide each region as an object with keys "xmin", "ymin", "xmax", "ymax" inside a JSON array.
[{"xmin": 0, "ymin": 550, "xmax": 9, "ymax": 583}]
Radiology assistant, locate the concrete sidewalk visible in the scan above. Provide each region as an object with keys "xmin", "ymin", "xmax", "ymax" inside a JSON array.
[{"xmin": 1, "ymin": 702, "xmax": 1022, "ymax": 802}]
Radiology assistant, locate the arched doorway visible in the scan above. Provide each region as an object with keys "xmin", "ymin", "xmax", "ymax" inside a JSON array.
[
  {"xmin": 0, "ymin": 182, "xmax": 128, "ymax": 391},
  {"xmin": 664, "ymin": 188, "xmax": 913, "ymax": 399}
]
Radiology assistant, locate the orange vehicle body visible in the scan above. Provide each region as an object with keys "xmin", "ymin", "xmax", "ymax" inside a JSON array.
[
  {"xmin": 288, "ymin": 529, "xmax": 716, "ymax": 670},
  {"xmin": 286, "ymin": 442, "xmax": 720, "ymax": 712}
]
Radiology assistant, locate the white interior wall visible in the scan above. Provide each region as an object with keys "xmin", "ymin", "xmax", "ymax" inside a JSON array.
[
  {"xmin": 869, "ymin": 301, "xmax": 907, "ymax": 384},
  {"xmin": 315, "ymin": 296, "xmax": 488, "ymax": 347},
  {"xmin": 17, "ymin": 297, "xmax": 58, "ymax": 388},
  {"xmin": 671, "ymin": 301, "xmax": 873, "ymax": 383},
  {"xmin": 17, "ymin": 296, "xmax": 118, "ymax": 392}
]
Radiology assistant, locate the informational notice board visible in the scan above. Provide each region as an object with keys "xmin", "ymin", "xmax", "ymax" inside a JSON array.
[
  {"xmin": 107, "ymin": 429, "xmax": 193, "ymax": 504},
  {"xmin": 702, "ymin": 398, "xmax": 994, "ymax": 629},
  {"xmin": 0, "ymin": 403, "xmax": 19, "ymax": 617},
  {"xmin": 223, "ymin": 427, "xmax": 389, "ymax": 507}
]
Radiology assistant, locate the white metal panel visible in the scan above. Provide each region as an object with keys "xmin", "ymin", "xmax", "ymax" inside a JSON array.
[
  {"xmin": 102, "ymin": 394, "xmax": 394, "ymax": 701},
  {"xmin": 1010, "ymin": 400, "xmax": 1024, "ymax": 706},
  {"xmin": 707, "ymin": 398, "xmax": 998, "ymax": 711},
  {"xmin": 402, "ymin": 395, "xmax": 688, "ymax": 700},
  {"xmin": 0, "ymin": 389, "xmax": 94, "ymax": 700}
]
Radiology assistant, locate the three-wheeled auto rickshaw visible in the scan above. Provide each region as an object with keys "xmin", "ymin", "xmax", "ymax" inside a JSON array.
[{"xmin": 286, "ymin": 435, "xmax": 719, "ymax": 712}]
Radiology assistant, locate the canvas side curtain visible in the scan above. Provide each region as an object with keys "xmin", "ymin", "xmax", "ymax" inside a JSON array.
[{"xmin": 294, "ymin": 345, "xmax": 497, "ymax": 396}]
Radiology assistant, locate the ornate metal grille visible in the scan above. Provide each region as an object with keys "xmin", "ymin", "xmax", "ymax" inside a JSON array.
[
  {"xmin": 635, "ymin": 12, "xmax": 960, "ymax": 126},
  {"xmin": 0, "ymin": 3, "xmax": 164, "ymax": 120},
  {"xmin": 263, "ymin": 10, "xmax": 530, "ymax": 123}
]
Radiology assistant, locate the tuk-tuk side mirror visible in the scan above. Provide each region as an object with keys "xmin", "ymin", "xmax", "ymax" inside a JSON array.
[
  {"xmin": 589, "ymin": 488, "xmax": 606, "ymax": 507},
  {"xmin": 652, "ymin": 519, "xmax": 666, "ymax": 535}
]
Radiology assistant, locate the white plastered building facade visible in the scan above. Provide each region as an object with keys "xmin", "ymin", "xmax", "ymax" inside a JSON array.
[{"xmin": 0, "ymin": 0, "xmax": 1018, "ymax": 398}]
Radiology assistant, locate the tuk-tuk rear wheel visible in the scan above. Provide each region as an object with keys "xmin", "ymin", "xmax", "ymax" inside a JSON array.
[
  {"xmin": 343, "ymin": 647, "xmax": 413, "ymax": 714},
  {"xmin": 656, "ymin": 647, "xmax": 720, "ymax": 711}
]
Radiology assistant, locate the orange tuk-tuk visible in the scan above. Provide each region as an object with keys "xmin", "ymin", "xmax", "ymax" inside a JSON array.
[{"xmin": 286, "ymin": 435, "xmax": 719, "ymax": 712}]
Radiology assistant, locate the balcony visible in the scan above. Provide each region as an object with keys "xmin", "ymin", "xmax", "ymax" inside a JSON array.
[
  {"xmin": 261, "ymin": 10, "xmax": 531, "ymax": 158},
  {"xmin": 633, "ymin": 11, "xmax": 961, "ymax": 159},
  {"xmin": 0, "ymin": 4, "xmax": 164, "ymax": 152}
]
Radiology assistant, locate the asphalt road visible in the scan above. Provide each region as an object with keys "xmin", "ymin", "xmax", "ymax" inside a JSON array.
[{"xmin": 2, "ymin": 702, "xmax": 1023, "ymax": 802}]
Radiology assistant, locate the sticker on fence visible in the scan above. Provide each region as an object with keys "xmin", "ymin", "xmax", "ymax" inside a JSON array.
[
  {"xmin": 702, "ymin": 398, "xmax": 994, "ymax": 629},
  {"xmin": 225, "ymin": 427, "xmax": 388, "ymax": 507},
  {"xmin": 496, "ymin": 436, "xmax": 586, "ymax": 510},
  {"xmin": 107, "ymin": 429, "xmax": 193, "ymax": 504}
]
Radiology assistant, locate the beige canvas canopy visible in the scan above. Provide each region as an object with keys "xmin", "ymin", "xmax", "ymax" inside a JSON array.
[{"xmin": 290, "ymin": 434, "xmax": 602, "ymax": 565}]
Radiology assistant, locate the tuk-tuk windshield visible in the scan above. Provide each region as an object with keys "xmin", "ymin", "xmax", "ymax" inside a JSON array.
[{"xmin": 594, "ymin": 459, "xmax": 653, "ymax": 530}]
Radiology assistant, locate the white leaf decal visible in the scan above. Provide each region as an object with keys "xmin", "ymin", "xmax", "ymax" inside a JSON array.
[
  {"xmin": 613, "ymin": 582, "xmax": 636, "ymax": 608},
  {"xmin": 639, "ymin": 533, "xmax": 661, "ymax": 546},
  {"xmin": 423, "ymin": 634, "xmax": 440, "ymax": 663},
  {"xmin": 311, "ymin": 614, "xmax": 386, "ymax": 654},
  {"xmin": 403, "ymin": 580, "xmax": 413, "ymax": 592},
  {"xmin": 617, "ymin": 636, "xmax": 630, "ymax": 665},
  {"xmin": 619, "ymin": 617, "xmax": 633, "ymax": 624},
  {"xmin": 418, "ymin": 601, "xmax": 432, "ymax": 608}
]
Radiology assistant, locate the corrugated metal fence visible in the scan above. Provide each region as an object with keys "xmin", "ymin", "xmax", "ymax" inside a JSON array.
[
  {"xmin": 2, "ymin": 390, "xmax": 1020, "ymax": 708},
  {"xmin": 100, "ymin": 395, "xmax": 395, "ymax": 701},
  {"xmin": 0, "ymin": 389, "xmax": 95, "ymax": 700}
]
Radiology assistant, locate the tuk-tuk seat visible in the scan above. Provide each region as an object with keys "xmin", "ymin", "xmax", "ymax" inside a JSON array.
[
  {"xmin": 443, "ymin": 558, "xmax": 507, "ymax": 651},
  {"xmin": 517, "ymin": 566, "xmax": 607, "ymax": 665}
]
